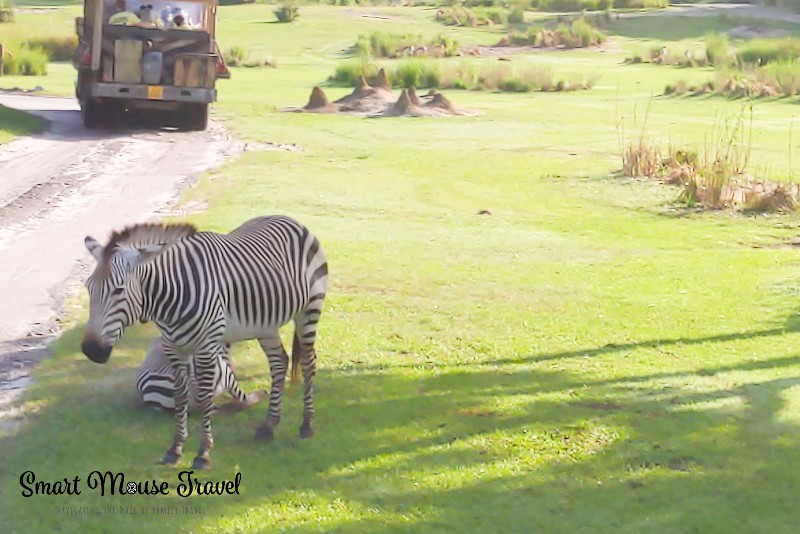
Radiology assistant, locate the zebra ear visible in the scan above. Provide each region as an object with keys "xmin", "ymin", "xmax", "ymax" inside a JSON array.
[
  {"xmin": 119, "ymin": 243, "xmax": 168, "ymax": 269},
  {"xmin": 84, "ymin": 236, "xmax": 104, "ymax": 263}
]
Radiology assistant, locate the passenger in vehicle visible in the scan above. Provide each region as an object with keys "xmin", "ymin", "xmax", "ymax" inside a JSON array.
[
  {"xmin": 171, "ymin": 11, "xmax": 192, "ymax": 29},
  {"xmin": 138, "ymin": 4, "xmax": 163, "ymax": 26},
  {"xmin": 107, "ymin": 0, "xmax": 154, "ymax": 27}
]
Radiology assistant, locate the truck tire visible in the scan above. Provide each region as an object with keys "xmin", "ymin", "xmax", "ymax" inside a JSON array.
[
  {"xmin": 179, "ymin": 103, "xmax": 209, "ymax": 132},
  {"xmin": 81, "ymin": 98, "xmax": 101, "ymax": 129}
]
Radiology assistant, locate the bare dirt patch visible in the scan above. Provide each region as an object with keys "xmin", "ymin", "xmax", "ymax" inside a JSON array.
[
  {"xmin": 284, "ymin": 69, "xmax": 479, "ymax": 118},
  {"xmin": 461, "ymin": 39, "xmax": 620, "ymax": 58},
  {"xmin": 728, "ymin": 25, "xmax": 791, "ymax": 40},
  {"xmin": 0, "ymin": 94, "xmax": 300, "ymax": 435}
]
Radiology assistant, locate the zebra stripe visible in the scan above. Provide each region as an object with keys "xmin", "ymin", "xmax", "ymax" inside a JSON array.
[
  {"xmin": 82, "ymin": 215, "xmax": 328, "ymax": 470},
  {"xmin": 135, "ymin": 338, "xmax": 263, "ymax": 411}
]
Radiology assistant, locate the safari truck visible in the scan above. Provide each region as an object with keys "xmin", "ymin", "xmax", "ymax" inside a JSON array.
[{"xmin": 72, "ymin": 0, "xmax": 229, "ymax": 130}]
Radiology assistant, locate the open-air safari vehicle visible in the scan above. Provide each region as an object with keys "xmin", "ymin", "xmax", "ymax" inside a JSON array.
[{"xmin": 73, "ymin": 0, "xmax": 229, "ymax": 130}]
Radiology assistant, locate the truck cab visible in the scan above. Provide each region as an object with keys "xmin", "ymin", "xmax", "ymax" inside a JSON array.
[{"xmin": 73, "ymin": 0, "xmax": 229, "ymax": 130}]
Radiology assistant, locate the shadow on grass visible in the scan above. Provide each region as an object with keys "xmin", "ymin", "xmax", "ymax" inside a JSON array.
[
  {"xmin": 361, "ymin": 315, "xmax": 800, "ymax": 371},
  {"xmin": 604, "ymin": 15, "xmax": 736, "ymax": 42},
  {"xmin": 3, "ymin": 321, "xmax": 800, "ymax": 531}
]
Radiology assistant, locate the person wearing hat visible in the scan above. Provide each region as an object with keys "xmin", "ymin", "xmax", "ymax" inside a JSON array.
[
  {"xmin": 108, "ymin": 0, "xmax": 154, "ymax": 27},
  {"xmin": 171, "ymin": 10, "xmax": 192, "ymax": 29}
]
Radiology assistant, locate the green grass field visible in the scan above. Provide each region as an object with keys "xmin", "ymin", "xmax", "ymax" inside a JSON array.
[
  {"xmin": 0, "ymin": 103, "xmax": 46, "ymax": 142},
  {"xmin": 4, "ymin": 4, "xmax": 800, "ymax": 533}
]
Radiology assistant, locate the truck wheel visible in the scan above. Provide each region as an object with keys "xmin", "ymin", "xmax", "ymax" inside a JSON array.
[
  {"xmin": 81, "ymin": 98, "xmax": 101, "ymax": 129},
  {"xmin": 179, "ymin": 103, "xmax": 209, "ymax": 131}
]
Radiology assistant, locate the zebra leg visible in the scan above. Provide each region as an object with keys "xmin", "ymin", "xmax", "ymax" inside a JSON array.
[
  {"xmin": 254, "ymin": 332, "xmax": 289, "ymax": 442},
  {"xmin": 295, "ymin": 309, "xmax": 321, "ymax": 439},
  {"xmin": 191, "ymin": 349, "xmax": 222, "ymax": 470},
  {"xmin": 163, "ymin": 357, "xmax": 190, "ymax": 465},
  {"xmin": 221, "ymin": 346, "xmax": 266, "ymax": 407}
]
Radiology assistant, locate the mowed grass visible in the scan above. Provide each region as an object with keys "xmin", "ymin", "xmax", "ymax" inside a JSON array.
[
  {"xmin": 0, "ymin": 103, "xmax": 46, "ymax": 143},
  {"xmin": 4, "ymin": 4, "xmax": 800, "ymax": 533}
]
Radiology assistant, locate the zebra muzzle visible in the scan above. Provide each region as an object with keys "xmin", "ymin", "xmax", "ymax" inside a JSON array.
[{"xmin": 81, "ymin": 339, "xmax": 112, "ymax": 364}]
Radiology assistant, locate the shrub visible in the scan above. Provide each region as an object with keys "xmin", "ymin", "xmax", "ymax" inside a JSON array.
[
  {"xmin": 353, "ymin": 32, "xmax": 459, "ymax": 59},
  {"xmin": 500, "ymin": 77, "xmax": 530, "ymax": 92},
  {"xmin": 530, "ymin": 0, "xmax": 660, "ymax": 10},
  {"xmin": 532, "ymin": 17, "xmax": 605, "ymax": 49},
  {"xmin": 274, "ymin": 3, "xmax": 299, "ymax": 23},
  {"xmin": 508, "ymin": 7, "xmax": 525, "ymax": 24},
  {"xmin": 223, "ymin": 45, "xmax": 246, "ymax": 67},
  {"xmin": 435, "ymin": 34, "xmax": 460, "ymax": 58},
  {"xmin": 328, "ymin": 59, "xmax": 595, "ymax": 94},
  {"xmin": 705, "ymin": 32, "xmax": 729, "ymax": 66},
  {"xmin": 571, "ymin": 18, "xmax": 602, "ymax": 48},
  {"xmin": 436, "ymin": 6, "xmax": 506, "ymax": 27},
  {"xmin": 738, "ymin": 38, "xmax": 800, "ymax": 66},
  {"xmin": 0, "ymin": 1, "xmax": 13, "ymax": 23},
  {"xmin": 329, "ymin": 60, "xmax": 378, "ymax": 86},
  {"xmin": 2, "ymin": 46, "xmax": 48, "ymax": 75},
  {"xmin": 508, "ymin": 30, "xmax": 534, "ymax": 46},
  {"xmin": 476, "ymin": 6, "xmax": 507, "ymax": 25},
  {"xmin": 23, "ymin": 36, "xmax": 78, "ymax": 62},
  {"xmin": 392, "ymin": 59, "xmax": 442, "ymax": 89},
  {"xmin": 764, "ymin": 61, "xmax": 800, "ymax": 96}
]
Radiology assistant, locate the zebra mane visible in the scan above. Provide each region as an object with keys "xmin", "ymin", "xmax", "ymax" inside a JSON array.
[{"xmin": 103, "ymin": 223, "xmax": 197, "ymax": 263}]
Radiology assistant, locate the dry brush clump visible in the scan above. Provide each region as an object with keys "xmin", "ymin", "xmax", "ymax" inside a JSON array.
[
  {"xmin": 664, "ymin": 67, "xmax": 793, "ymax": 99},
  {"xmin": 329, "ymin": 59, "xmax": 598, "ymax": 94},
  {"xmin": 619, "ymin": 105, "xmax": 798, "ymax": 213},
  {"xmin": 354, "ymin": 32, "xmax": 459, "ymax": 59},
  {"xmin": 435, "ymin": 5, "xmax": 508, "ymax": 27},
  {"xmin": 641, "ymin": 34, "xmax": 800, "ymax": 100},
  {"xmin": 497, "ymin": 16, "xmax": 607, "ymax": 50}
]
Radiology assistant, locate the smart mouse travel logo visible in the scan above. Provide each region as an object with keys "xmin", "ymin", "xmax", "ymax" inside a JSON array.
[{"xmin": 19, "ymin": 470, "xmax": 242, "ymax": 498}]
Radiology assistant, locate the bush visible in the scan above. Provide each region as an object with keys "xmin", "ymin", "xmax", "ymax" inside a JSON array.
[
  {"xmin": 353, "ymin": 32, "xmax": 459, "ymax": 59},
  {"xmin": 392, "ymin": 59, "xmax": 442, "ymax": 89},
  {"xmin": 532, "ymin": 18, "xmax": 605, "ymax": 49},
  {"xmin": 23, "ymin": 37, "xmax": 78, "ymax": 62},
  {"xmin": 530, "ymin": 0, "xmax": 660, "ymax": 10},
  {"xmin": 499, "ymin": 77, "xmax": 530, "ymax": 92},
  {"xmin": 329, "ymin": 60, "xmax": 378, "ymax": 86},
  {"xmin": 328, "ymin": 59, "xmax": 596, "ymax": 94},
  {"xmin": 2, "ymin": 46, "xmax": 48, "ymax": 76},
  {"xmin": 0, "ymin": 5, "xmax": 14, "ymax": 24},
  {"xmin": 738, "ymin": 38, "xmax": 800, "ymax": 66},
  {"xmin": 508, "ymin": 30, "xmax": 534, "ymax": 46},
  {"xmin": 571, "ymin": 18, "xmax": 602, "ymax": 48},
  {"xmin": 274, "ymin": 3, "xmax": 299, "ymax": 23},
  {"xmin": 705, "ymin": 32, "xmax": 729, "ymax": 66},
  {"xmin": 223, "ymin": 45, "xmax": 245, "ymax": 67},
  {"xmin": 764, "ymin": 61, "xmax": 800, "ymax": 96},
  {"xmin": 508, "ymin": 7, "xmax": 525, "ymax": 24},
  {"xmin": 435, "ymin": 6, "xmax": 506, "ymax": 27}
]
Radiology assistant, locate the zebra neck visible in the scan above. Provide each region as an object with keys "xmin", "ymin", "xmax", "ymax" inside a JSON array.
[{"xmin": 138, "ymin": 263, "xmax": 180, "ymax": 325}]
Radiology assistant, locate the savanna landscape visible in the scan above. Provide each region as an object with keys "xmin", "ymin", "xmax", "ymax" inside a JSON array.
[{"xmin": 3, "ymin": 0, "xmax": 800, "ymax": 532}]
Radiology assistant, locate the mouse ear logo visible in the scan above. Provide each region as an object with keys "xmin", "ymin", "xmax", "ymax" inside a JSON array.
[{"xmin": 126, "ymin": 482, "xmax": 137, "ymax": 494}]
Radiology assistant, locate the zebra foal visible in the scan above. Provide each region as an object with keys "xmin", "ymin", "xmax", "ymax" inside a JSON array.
[
  {"xmin": 81, "ymin": 215, "xmax": 328, "ymax": 469},
  {"xmin": 136, "ymin": 338, "xmax": 264, "ymax": 412}
]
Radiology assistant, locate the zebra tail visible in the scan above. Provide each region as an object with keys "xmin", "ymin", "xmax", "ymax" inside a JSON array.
[{"xmin": 291, "ymin": 330, "xmax": 301, "ymax": 386}]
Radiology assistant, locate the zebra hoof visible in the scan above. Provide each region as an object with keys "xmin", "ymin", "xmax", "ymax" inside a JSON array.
[
  {"xmin": 192, "ymin": 456, "xmax": 212, "ymax": 470},
  {"xmin": 162, "ymin": 450, "xmax": 182, "ymax": 465},
  {"xmin": 254, "ymin": 425, "xmax": 274, "ymax": 442},
  {"xmin": 299, "ymin": 422, "xmax": 314, "ymax": 439}
]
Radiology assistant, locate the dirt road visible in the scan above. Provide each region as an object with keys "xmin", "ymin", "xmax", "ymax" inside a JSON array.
[
  {"xmin": 620, "ymin": 2, "xmax": 800, "ymax": 24},
  {"xmin": 0, "ymin": 94, "xmax": 243, "ymax": 431}
]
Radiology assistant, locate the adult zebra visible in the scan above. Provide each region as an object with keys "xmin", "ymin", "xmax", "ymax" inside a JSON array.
[
  {"xmin": 136, "ymin": 338, "xmax": 264, "ymax": 412},
  {"xmin": 81, "ymin": 215, "xmax": 328, "ymax": 469}
]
